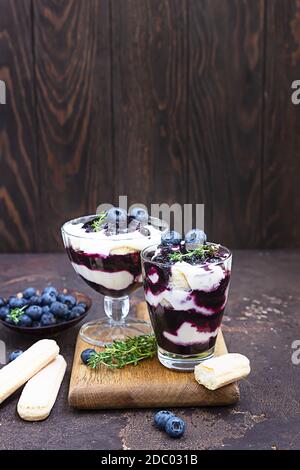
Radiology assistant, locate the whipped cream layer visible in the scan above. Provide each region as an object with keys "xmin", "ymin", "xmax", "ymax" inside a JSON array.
[
  {"xmin": 72, "ymin": 263, "xmax": 134, "ymax": 291},
  {"xmin": 163, "ymin": 322, "xmax": 219, "ymax": 346},
  {"xmin": 145, "ymin": 258, "xmax": 231, "ymax": 313},
  {"xmin": 64, "ymin": 221, "xmax": 162, "ymax": 257}
]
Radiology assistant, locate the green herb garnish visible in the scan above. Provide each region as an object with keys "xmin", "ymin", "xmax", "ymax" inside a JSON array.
[
  {"xmin": 87, "ymin": 334, "xmax": 157, "ymax": 369},
  {"xmin": 8, "ymin": 305, "xmax": 27, "ymax": 324},
  {"xmin": 169, "ymin": 244, "xmax": 220, "ymax": 262},
  {"xmin": 91, "ymin": 211, "xmax": 107, "ymax": 232}
]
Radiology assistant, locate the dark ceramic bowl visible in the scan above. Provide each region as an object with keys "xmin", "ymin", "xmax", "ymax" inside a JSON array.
[{"xmin": 0, "ymin": 291, "xmax": 92, "ymax": 336}]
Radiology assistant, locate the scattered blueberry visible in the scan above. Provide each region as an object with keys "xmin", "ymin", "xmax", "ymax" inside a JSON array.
[
  {"xmin": 165, "ymin": 416, "xmax": 186, "ymax": 438},
  {"xmin": 154, "ymin": 410, "xmax": 175, "ymax": 430},
  {"xmin": 42, "ymin": 305, "xmax": 51, "ymax": 315},
  {"xmin": 40, "ymin": 313, "xmax": 56, "ymax": 326},
  {"xmin": 161, "ymin": 231, "xmax": 182, "ymax": 246},
  {"xmin": 23, "ymin": 287, "xmax": 36, "ymax": 299},
  {"xmin": 28, "ymin": 295, "xmax": 42, "ymax": 306},
  {"xmin": 8, "ymin": 350, "xmax": 24, "ymax": 362},
  {"xmin": 63, "ymin": 295, "xmax": 76, "ymax": 308},
  {"xmin": 129, "ymin": 207, "xmax": 148, "ymax": 223},
  {"xmin": 43, "ymin": 286, "xmax": 58, "ymax": 297},
  {"xmin": 81, "ymin": 349, "xmax": 96, "ymax": 365},
  {"xmin": 26, "ymin": 305, "xmax": 43, "ymax": 321},
  {"xmin": 50, "ymin": 301, "xmax": 69, "ymax": 318},
  {"xmin": 18, "ymin": 314, "xmax": 33, "ymax": 327},
  {"xmin": 185, "ymin": 228, "xmax": 207, "ymax": 245},
  {"xmin": 0, "ymin": 306, "xmax": 10, "ymax": 320},
  {"xmin": 41, "ymin": 292, "xmax": 57, "ymax": 306},
  {"xmin": 106, "ymin": 207, "xmax": 127, "ymax": 224},
  {"xmin": 0, "ymin": 297, "xmax": 6, "ymax": 307}
]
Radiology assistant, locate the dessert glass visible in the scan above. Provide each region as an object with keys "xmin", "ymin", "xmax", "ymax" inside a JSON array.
[
  {"xmin": 141, "ymin": 243, "xmax": 232, "ymax": 370},
  {"xmin": 62, "ymin": 215, "xmax": 168, "ymax": 346}
]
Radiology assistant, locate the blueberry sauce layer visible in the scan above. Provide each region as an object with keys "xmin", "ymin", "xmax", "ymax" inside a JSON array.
[
  {"xmin": 66, "ymin": 246, "xmax": 141, "ymax": 277},
  {"xmin": 66, "ymin": 247, "xmax": 142, "ymax": 298}
]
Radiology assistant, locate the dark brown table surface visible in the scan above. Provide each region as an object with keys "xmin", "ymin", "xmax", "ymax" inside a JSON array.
[{"xmin": 0, "ymin": 252, "xmax": 299, "ymax": 450}]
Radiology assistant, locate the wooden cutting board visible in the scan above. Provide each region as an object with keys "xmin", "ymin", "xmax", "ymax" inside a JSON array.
[{"xmin": 69, "ymin": 304, "xmax": 239, "ymax": 409}]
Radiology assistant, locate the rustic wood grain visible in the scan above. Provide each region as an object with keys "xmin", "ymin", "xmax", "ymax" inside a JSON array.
[
  {"xmin": 69, "ymin": 329, "xmax": 239, "ymax": 409},
  {"xmin": 0, "ymin": 0, "xmax": 39, "ymax": 252},
  {"xmin": 33, "ymin": 0, "xmax": 113, "ymax": 251},
  {"xmin": 263, "ymin": 0, "xmax": 300, "ymax": 247},
  {"xmin": 111, "ymin": 0, "xmax": 188, "ymax": 211},
  {"xmin": 188, "ymin": 0, "xmax": 265, "ymax": 248}
]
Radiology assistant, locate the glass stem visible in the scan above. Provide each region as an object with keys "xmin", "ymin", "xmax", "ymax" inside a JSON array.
[{"xmin": 104, "ymin": 295, "xmax": 130, "ymax": 325}]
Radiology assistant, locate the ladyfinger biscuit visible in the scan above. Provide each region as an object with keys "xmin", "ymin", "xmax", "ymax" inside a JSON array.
[
  {"xmin": 194, "ymin": 353, "xmax": 250, "ymax": 390},
  {"xmin": 0, "ymin": 339, "xmax": 59, "ymax": 404},
  {"xmin": 17, "ymin": 355, "xmax": 66, "ymax": 421}
]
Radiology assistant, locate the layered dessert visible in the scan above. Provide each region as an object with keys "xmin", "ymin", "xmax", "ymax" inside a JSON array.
[
  {"xmin": 141, "ymin": 229, "xmax": 232, "ymax": 360},
  {"xmin": 62, "ymin": 208, "xmax": 165, "ymax": 298}
]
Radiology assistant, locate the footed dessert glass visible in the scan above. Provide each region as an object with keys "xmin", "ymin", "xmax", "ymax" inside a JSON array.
[
  {"xmin": 141, "ymin": 243, "xmax": 232, "ymax": 370},
  {"xmin": 62, "ymin": 215, "xmax": 167, "ymax": 346}
]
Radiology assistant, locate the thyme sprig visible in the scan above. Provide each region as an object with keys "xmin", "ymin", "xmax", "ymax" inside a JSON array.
[
  {"xmin": 8, "ymin": 305, "xmax": 27, "ymax": 324},
  {"xmin": 87, "ymin": 334, "xmax": 157, "ymax": 369},
  {"xmin": 91, "ymin": 211, "xmax": 107, "ymax": 232},
  {"xmin": 169, "ymin": 244, "xmax": 220, "ymax": 262}
]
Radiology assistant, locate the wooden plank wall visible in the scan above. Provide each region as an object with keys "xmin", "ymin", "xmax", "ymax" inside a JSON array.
[{"xmin": 0, "ymin": 0, "xmax": 300, "ymax": 252}]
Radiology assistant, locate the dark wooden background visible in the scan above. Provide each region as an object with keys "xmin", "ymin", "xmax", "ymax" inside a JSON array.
[{"xmin": 0, "ymin": 0, "xmax": 300, "ymax": 252}]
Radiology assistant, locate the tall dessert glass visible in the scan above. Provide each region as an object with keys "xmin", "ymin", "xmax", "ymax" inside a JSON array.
[
  {"xmin": 141, "ymin": 243, "xmax": 232, "ymax": 370},
  {"xmin": 62, "ymin": 214, "xmax": 168, "ymax": 346}
]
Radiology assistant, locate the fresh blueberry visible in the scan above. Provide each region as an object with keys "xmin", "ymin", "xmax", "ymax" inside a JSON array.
[
  {"xmin": 50, "ymin": 301, "xmax": 69, "ymax": 319},
  {"xmin": 0, "ymin": 306, "xmax": 10, "ymax": 320},
  {"xmin": 69, "ymin": 310, "xmax": 81, "ymax": 320},
  {"xmin": 165, "ymin": 416, "xmax": 186, "ymax": 438},
  {"xmin": 57, "ymin": 294, "xmax": 66, "ymax": 303},
  {"xmin": 23, "ymin": 287, "xmax": 36, "ymax": 299},
  {"xmin": 129, "ymin": 207, "xmax": 148, "ymax": 223},
  {"xmin": 43, "ymin": 286, "xmax": 58, "ymax": 297},
  {"xmin": 18, "ymin": 314, "xmax": 32, "ymax": 327},
  {"xmin": 70, "ymin": 305, "xmax": 85, "ymax": 316},
  {"xmin": 41, "ymin": 292, "xmax": 57, "ymax": 306},
  {"xmin": 5, "ymin": 316, "xmax": 14, "ymax": 325},
  {"xmin": 63, "ymin": 295, "xmax": 76, "ymax": 308},
  {"xmin": 28, "ymin": 295, "xmax": 42, "ymax": 306},
  {"xmin": 106, "ymin": 207, "xmax": 127, "ymax": 224},
  {"xmin": 185, "ymin": 228, "xmax": 207, "ymax": 245},
  {"xmin": 8, "ymin": 297, "xmax": 25, "ymax": 309},
  {"xmin": 154, "ymin": 410, "xmax": 175, "ymax": 430},
  {"xmin": 0, "ymin": 297, "xmax": 6, "ymax": 307},
  {"xmin": 32, "ymin": 321, "xmax": 41, "ymax": 328},
  {"xmin": 42, "ymin": 305, "xmax": 51, "ymax": 315},
  {"xmin": 40, "ymin": 313, "xmax": 56, "ymax": 326},
  {"xmin": 8, "ymin": 350, "xmax": 24, "ymax": 362},
  {"xmin": 26, "ymin": 305, "xmax": 43, "ymax": 321},
  {"xmin": 161, "ymin": 231, "xmax": 182, "ymax": 246},
  {"xmin": 77, "ymin": 302, "xmax": 87, "ymax": 312},
  {"xmin": 81, "ymin": 349, "xmax": 96, "ymax": 365}
]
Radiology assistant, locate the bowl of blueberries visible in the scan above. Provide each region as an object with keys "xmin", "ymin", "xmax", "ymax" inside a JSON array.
[{"xmin": 0, "ymin": 286, "xmax": 92, "ymax": 336}]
